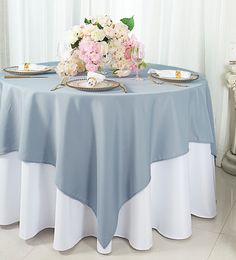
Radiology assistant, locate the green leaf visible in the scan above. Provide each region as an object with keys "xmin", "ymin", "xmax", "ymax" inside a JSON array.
[
  {"xmin": 84, "ymin": 18, "xmax": 92, "ymax": 24},
  {"xmin": 103, "ymin": 36, "xmax": 110, "ymax": 43},
  {"xmin": 71, "ymin": 38, "xmax": 81, "ymax": 49},
  {"xmin": 120, "ymin": 16, "xmax": 134, "ymax": 31},
  {"xmin": 96, "ymin": 23, "xmax": 103, "ymax": 29},
  {"xmin": 138, "ymin": 61, "xmax": 147, "ymax": 69}
]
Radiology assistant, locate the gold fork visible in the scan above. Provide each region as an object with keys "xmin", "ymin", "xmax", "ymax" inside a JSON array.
[
  {"xmin": 149, "ymin": 75, "xmax": 188, "ymax": 87},
  {"xmin": 148, "ymin": 75, "xmax": 164, "ymax": 85},
  {"xmin": 50, "ymin": 77, "xmax": 68, "ymax": 91},
  {"xmin": 4, "ymin": 75, "xmax": 48, "ymax": 79},
  {"xmin": 119, "ymin": 83, "xmax": 128, "ymax": 93}
]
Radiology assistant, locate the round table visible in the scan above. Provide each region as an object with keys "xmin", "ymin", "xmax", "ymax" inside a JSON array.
[{"xmin": 0, "ymin": 64, "xmax": 216, "ymax": 254}]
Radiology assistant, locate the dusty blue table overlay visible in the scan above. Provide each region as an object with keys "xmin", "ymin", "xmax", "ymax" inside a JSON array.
[{"xmin": 0, "ymin": 63, "xmax": 216, "ymax": 248}]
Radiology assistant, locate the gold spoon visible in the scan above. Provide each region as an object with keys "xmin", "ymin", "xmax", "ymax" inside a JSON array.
[
  {"xmin": 119, "ymin": 83, "xmax": 128, "ymax": 93},
  {"xmin": 50, "ymin": 77, "xmax": 68, "ymax": 91},
  {"xmin": 4, "ymin": 75, "xmax": 48, "ymax": 79}
]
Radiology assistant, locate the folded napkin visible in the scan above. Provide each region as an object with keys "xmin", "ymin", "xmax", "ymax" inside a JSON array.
[
  {"xmin": 87, "ymin": 71, "xmax": 105, "ymax": 87},
  {"xmin": 148, "ymin": 69, "xmax": 191, "ymax": 79},
  {"xmin": 18, "ymin": 63, "xmax": 49, "ymax": 71}
]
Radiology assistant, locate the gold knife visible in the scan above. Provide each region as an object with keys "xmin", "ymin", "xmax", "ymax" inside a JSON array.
[{"xmin": 4, "ymin": 75, "xmax": 48, "ymax": 79}]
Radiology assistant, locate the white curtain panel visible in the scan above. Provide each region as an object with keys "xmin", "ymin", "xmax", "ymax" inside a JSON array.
[
  {"xmin": 2, "ymin": 0, "xmax": 236, "ymax": 165},
  {"xmin": 203, "ymin": 0, "xmax": 232, "ymax": 166},
  {"xmin": 0, "ymin": 0, "xmax": 9, "ymax": 68},
  {"xmin": 6, "ymin": 0, "xmax": 82, "ymax": 64}
]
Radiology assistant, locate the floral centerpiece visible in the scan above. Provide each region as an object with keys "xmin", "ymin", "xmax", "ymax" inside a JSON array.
[{"xmin": 56, "ymin": 15, "xmax": 146, "ymax": 77}]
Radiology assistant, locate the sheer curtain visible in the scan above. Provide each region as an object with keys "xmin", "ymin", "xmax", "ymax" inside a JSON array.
[
  {"xmin": 0, "ymin": 0, "xmax": 9, "ymax": 68},
  {"xmin": 2, "ymin": 0, "xmax": 235, "ymax": 166},
  {"xmin": 6, "ymin": 0, "xmax": 82, "ymax": 65}
]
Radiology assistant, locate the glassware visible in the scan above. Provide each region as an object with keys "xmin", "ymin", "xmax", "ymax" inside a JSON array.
[
  {"xmin": 56, "ymin": 41, "xmax": 71, "ymax": 86},
  {"xmin": 131, "ymin": 43, "xmax": 145, "ymax": 80},
  {"xmin": 100, "ymin": 53, "xmax": 111, "ymax": 75},
  {"xmin": 57, "ymin": 41, "xmax": 71, "ymax": 61}
]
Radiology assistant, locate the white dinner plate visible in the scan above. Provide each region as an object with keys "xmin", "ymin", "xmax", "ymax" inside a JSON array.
[
  {"xmin": 4, "ymin": 66, "xmax": 53, "ymax": 75},
  {"xmin": 66, "ymin": 79, "xmax": 121, "ymax": 92},
  {"xmin": 151, "ymin": 72, "xmax": 199, "ymax": 83}
]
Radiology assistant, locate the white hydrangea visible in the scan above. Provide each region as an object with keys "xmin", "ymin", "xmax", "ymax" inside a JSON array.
[
  {"xmin": 91, "ymin": 15, "xmax": 112, "ymax": 27},
  {"xmin": 72, "ymin": 25, "xmax": 83, "ymax": 37},
  {"xmin": 67, "ymin": 30, "xmax": 78, "ymax": 45},
  {"xmin": 66, "ymin": 25, "xmax": 84, "ymax": 45},
  {"xmin": 96, "ymin": 15, "xmax": 112, "ymax": 27},
  {"xmin": 111, "ymin": 57, "xmax": 130, "ymax": 70},
  {"xmin": 103, "ymin": 25, "xmax": 115, "ymax": 38},
  {"xmin": 109, "ymin": 39, "xmax": 125, "ymax": 53},
  {"xmin": 90, "ymin": 28, "xmax": 106, "ymax": 42},
  {"xmin": 113, "ymin": 23, "xmax": 129, "ymax": 40},
  {"xmin": 100, "ymin": 41, "xmax": 109, "ymax": 55},
  {"xmin": 82, "ymin": 24, "xmax": 96, "ymax": 36}
]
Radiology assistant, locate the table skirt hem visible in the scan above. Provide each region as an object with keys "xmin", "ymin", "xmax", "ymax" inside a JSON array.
[{"xmin": 0, "ymin": 142, "xmax": 216, "ymax": 254}]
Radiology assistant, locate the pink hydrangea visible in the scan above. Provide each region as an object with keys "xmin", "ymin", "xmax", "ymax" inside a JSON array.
[
  {"xmin": 123, "ymin": 35, "xmax": 137, "ymax": 60},
  {"xmin": 122, "ymin": 35, "xmax": 145, "ymax": 72},
  {"xmin": 78, "ymin": 38, "xmax": 103, "ymax": 72}
]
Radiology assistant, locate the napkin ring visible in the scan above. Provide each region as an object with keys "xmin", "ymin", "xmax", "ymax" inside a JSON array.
[
  {"xmin": 176, "ymin": 70, "xmax": 181, "ymax": 79},
  {"xmin": 88, "ymin": 77, "xmax": 97, "ymax": 87},
  {"xmin": 24, "ymin": 63, "xmax": 30, "ymax": 71}
]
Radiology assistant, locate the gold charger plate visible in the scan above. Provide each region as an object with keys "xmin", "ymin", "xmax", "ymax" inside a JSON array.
[
  {"xmin": 67, "ymin": 79, "xmax": 122, "ymax": 92},
  {"xmin": 4, "ymin": 66, "xmax": 52, "ymax": 75},
  {"xmin": 151, "ymin": 72, "xmax": 199, "ymax": 83}
]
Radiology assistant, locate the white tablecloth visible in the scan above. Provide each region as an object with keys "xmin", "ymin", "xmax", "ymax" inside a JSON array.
[{"xmin": 0, "ymin": 143, "xmax": 216, "ymax": 254}]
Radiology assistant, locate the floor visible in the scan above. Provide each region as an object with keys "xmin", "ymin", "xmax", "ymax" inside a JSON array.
[{"xmin": 1, "ymin": 167, "xmax": 236, "ymax": 260}]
